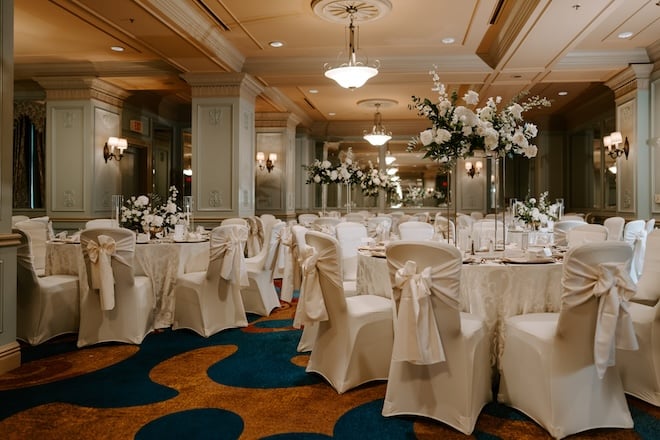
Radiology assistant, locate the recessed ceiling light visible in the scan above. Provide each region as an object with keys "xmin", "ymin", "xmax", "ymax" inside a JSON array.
[
  {"xmin": 269, "ymin": 40, "xmax": 284, "ymax": 48},
  {"xmin": 308, "ymin": 89, "xmax": 319, "ymax": 94},
  {"xmin": 558, "ymin": 91, "xmax": 568, "ymax": 96},
  {"xmin": 110, "ymin": 46, "xmax": 125, "ymax": 52},
  {"xmin": 441, "ymin": 37, "xmax": 455, "ymax": 44},
  {"xmin": 513, "ymin": 74, "xmax": 523, "ymax": 79},
  {"xmin": 617, "ymin": 31, "xmax": 633, "ymax": 39},
  {"xmin": 328, "ymin": 112, "xmax": 336, "ymax": 116}
]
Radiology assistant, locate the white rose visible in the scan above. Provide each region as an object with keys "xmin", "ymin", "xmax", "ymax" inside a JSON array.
[
  {"xmin": 321, "ymin": 160, "xmax": 331, "ymax": 169},
  {"xmin": 314, "ymin": 175, "xmax": 321, "ymax": 183},
  {"xmin": 434, "ymin": 129, "xmax": 452, "ymax": 144},
  {"xmin": 508, "ymin": 103, "xmax": 524, "ymax": 119},
  {"xmin": 137, "ymin": 195, "xmax": 149, "ymax": 206},
  {"xmin": 419, "ymin": 129, "xmax": 434, "ymax": 146},
  {"xmin": 330, "ymin": 170, "xmax": 338, "ymax": 181},
  {"xmin": 463, "ymin": 90, "xmax": 479, "ymax": 105}
]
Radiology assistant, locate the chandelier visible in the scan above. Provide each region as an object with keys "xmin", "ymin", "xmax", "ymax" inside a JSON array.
[
  {"xmin": 363, "ymin": 103, "xmax": 392, "ymax": 146},
  {"xmin": 323, "ymin": 5, "xmax": 379, "ymax": 89}
]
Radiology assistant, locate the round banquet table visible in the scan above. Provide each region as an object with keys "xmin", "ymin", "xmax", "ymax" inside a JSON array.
[
  {"xmin": 356, "ymin": 251, "xmax": 563, "ymax": 369},
  {"xmin": 46, "ymin": 239, "xmax": 210, "ymax": 329}
]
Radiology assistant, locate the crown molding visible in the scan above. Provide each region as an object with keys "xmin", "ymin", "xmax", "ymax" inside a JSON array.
[
  {"xmin": 33, "ymin": 76, "xmax": 130, "ymax": 106},
  {"xmin": 556, "ymin": 49, "xmax": 650, "ymax": 70},
  {"xmin": 182, "ymin": 72, "xmax": 263, "ymax": 100}
]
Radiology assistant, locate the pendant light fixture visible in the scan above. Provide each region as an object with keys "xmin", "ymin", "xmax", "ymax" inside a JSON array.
[
  {"xmin": 313, "ymin": 0, "xmax": 391, "ymax": 89},
  {"xmin": 363, "ymin": 103, "xmax": 392, "ymax": 145}
]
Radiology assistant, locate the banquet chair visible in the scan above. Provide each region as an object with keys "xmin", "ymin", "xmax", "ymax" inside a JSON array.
[
  {"xmin": 311, "ymin": 217, "xmax": 341, "ymax": 236},
  {"xmin": 646, "ymin": 218, "xmax": 656, "ymax": 234},
  {"xmin": 302, "ymin": 231, "xmax": 394, "ymax": 393},
  {"xmin": 411, "ymin": 212, "xmax": 430, "ymax": 223},
  {"xmin": 335, "ymin": 222, "xmax": 368, "ymax": 297},
  {"xmin": 14, "ymin": 219, "xmax": 49, "ymax": 277},
  {"xmin": 77, "ymin": 228, "xmax": 154, "ymax": 347},
  {"xmin": 86, "ymin": 218, "xmax": 118, "ymax": 229},
  {"xmin": 604, "ymin": 216, "xmax": 625, "ymax": 241},
  {"xmin": 617, "ymin": 230, "xmax": 660, "ymax": 405},
  {"xmin": 382, "ymin": 241, "xmax": 491, "ymax": 435},
  {"xmin": 280, "ymin": 224, "xmax": 307, "ymax": 304},
  {"xmin": 398, "ymin": 221, "xmax": 434, "ymax": 241},
  {"xmin": 357, "ymin": 210, "xmax": 372, "ymax": 220},
  {"xmin": 298, "ymin": 213, "xmax": 319, "ymax": 227},
  {"xmin": 561, "ymin": 214, "xmax": 584, "ymax": 222},
  {"xmin": 471, "ymin": 219, "xmax": 505, "ymax": 250},
  {"xmin": 366, "ymin": 216, "xmax": 392, "ymax": 242},
  {"xmin": 11, "ymin": 215, "xmax": 29, "ymax": 226},
  {"xmin": 552, "ymin": 219, "xmax": 586, "ymax": 246},
  {"xmin": 498, "ymin": 241, "xmax": 636, "ymax": 439},
  {"xmin": 623, "ymin": 219, "xmax": 647, "ymax": 283},
  {"xmin": 221, "ymin": 217, "xmax": 248, "ymax": 227},
  {"xmin": 433, "ymin": 213, "xmax": 456, "ymax": 243},
  {"xmin": 344, "ymin": 212, "xmax": 365, "ymax": 223},
  {"xmin": 172, "ymin": 224, "xmax": 249, "ymax": 337},
  {"xmin": 15, "ymin": 229, "xmax": 80, "ymax": 345},
  {"xmin": 290, "ymin": 225, "xmax": 319, "ymax": 353},
  {"xmin": 566, "ymin": 223, "xmax": 608, "ymax": 248},
  {"xmin": 244, "ymin": 216, "xmax": 263, "ymax": 258},
  {"xmin": 470, "ymin": 211, "xmax": 484, "ymax": 221},
  {"xmin": 242, "ymin": 220, "xmax": 284, "ymax": 316},
  {"xmin": 391, "ymin": 214, "xmax": 411, "ymax": 236}
]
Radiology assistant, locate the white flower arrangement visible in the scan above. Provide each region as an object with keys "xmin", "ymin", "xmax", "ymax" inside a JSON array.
[
  {"xmin": 120, "ymin": 186, "xmax": 182, "ymax": 233},
  {"xmin": 304, "ymin": 159, "xmax": 340, "ymax": 184},
  {"xmin": 514, "ymin": 191, "xmax": 559, "ymax": 226},
  {"xmin": 404, "ymin": 185, "xmax": 425, "ymax": 206},
  {"xmin": 360, "ymin": 161, "xmax": 394, "ymax": 196},
  {"xmin": 409, "ymin": 68, "xmax": 551, "ymax": 163},
  {"xmin": 337, "ymin": 147, "xmax": 363, "ymax": 185}
]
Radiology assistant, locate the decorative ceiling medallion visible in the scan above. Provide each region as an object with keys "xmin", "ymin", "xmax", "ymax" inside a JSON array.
[{"xmin": 311, "ymin": 0, "xmax": 392, "ymax": 24}]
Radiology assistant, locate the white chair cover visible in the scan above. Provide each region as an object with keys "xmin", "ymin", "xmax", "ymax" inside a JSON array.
[
  {"xmin": 498, "ymin": 241, "xmax": 636, "ymax": 439},
  {"xmin": 244, "ymin": 216, "xmax": 263, "ymax": 258},
  {"xmin": 566, "ymin": 223, "xmax": 608, "ymax": 248},
  {"xmin": 623, "ymin": 219, "xmax": 647, "ymax": 283},
  {"xmin": 617, "ymin": 229, "xmax": 660, "ymax": 405},
  {"xmin": 311, "ymin": 217, "xmax": 341, "ymax": 236},
  {"xmin": 335, "ymin": 222, "xmax": 368, "ymax": 297},
  {"xmin": 433, "ymin": 214, "xmax": 455, "ymax": 243},
  {"xmin": 552, "ymin": 219, "xmax": 586, "ymax": 246},
  {"xmin": 298, "ymin": 213, "xmax": 319, "ymax": 227},
  {"xmin": 398, "ymin": 221, "xmax": 434, "ymax": 241},
  {"xmin": 604, "ymin": 216, "xmax": 625, "ymax": 241},
  {"xmin": 366, "ymin": 216, "xmax": 392, "ymax": 242},
  {"xmin": 78, "ymin": 228, "xmax": 154, "ymax": 347},
  {"xmin": 172, "ymin": 224, "xmax": 249, "ymax": 337},
  {"xmin": 344, "ymin": 212, "xmax": 365, "ymax": 223},
  {"xmin": 382, "ymin": 241, "xmax": 491, "ymax": 435},
  {"xmin": 303, "ymin": 231, "xmax": 394, "ymax": 393},
  {"xmin": 14, "ymin": 219, "xmax": 49, "ymax": 276},
  {"xmin": 12, "ymin": 215, "xmax": 29, "ymax": 226},
  {"xmin": 242, "ymin": 221, "xmax": 284, "ymax": 316},
  {"xmin": 646, "ymin": 218, "xmax": 655, "ymax": 234},
  {"xmin": 15, "ymin": 229, "xmax": 80, "ymax": 345}
]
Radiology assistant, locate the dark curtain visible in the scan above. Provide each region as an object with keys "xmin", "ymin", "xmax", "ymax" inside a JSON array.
[{"xmin": 13, "ymin": 102, "xmax": 46, "ymax": 209}]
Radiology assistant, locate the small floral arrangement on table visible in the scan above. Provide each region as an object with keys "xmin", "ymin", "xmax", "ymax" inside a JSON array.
[
  {"xmin": 359, "ymin": 161, "xmax": 393, "ymax": 196},
  {"xmin": 404, "ymin": 186, "xmax": 425, "ymax": 206},
  {"xmin": 151, "ymin": 186, "xmax": 182, "ymax": 232},
  {"xmin": 514, "ymin": 191, "xmax": 559, "ymax": 228},
  {"xmin": 121, "ymin": 195, "xmax": 152, "ymax": 232},
  {"xmin": 408, "ymin": 67, "xmax": 551, "ymax": 163}
]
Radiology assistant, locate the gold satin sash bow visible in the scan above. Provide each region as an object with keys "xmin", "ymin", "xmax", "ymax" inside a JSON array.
[
  {"xmin": 592, "ymin": 262, "xmax": 638, "ymax": 378},
  {"xmin": 87, "ymin": 235, "xmax": 117, "ymax": 311},
  {"xmin": 392, "ymin": 260, "xmax": 445, "ymax": 365},
  {"xmin": 211, "ymin": 228, "xmax": 248, "ymax": 286},
  {"xmin": 297, "ymin": 246, "xmax": 329, "ymax": 326}
]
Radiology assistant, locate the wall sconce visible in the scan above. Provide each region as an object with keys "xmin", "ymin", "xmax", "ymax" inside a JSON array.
[
  {"xmin": 103, "ymin": 136, "xmax": 127, "ymax": 162},
  {"xmin": 465, "ymin": 160, "xmax": 482, "ymax": 178},
  {"xmin": 603, "ymin": 131, "xmax": 629, "ymax": 159},
  {"xmin": 256, "ymin": 151, "xmax": 277, "ymax": 173}
]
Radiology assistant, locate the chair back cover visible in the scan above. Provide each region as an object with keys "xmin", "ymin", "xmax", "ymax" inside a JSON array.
[
  {"xmin": 221, "ymin": 217, "xmax": 248, "ymax": 226},
  {"xmin": 311, "ymin": 217, "xmax": 341, "ymax": 236},
  {"xmin": 398, "ymin": 221, "xmax": 435, "ymax": 241},
  {"xmin": 623, "ymin": 219, "xmax": 647, "ymax": 283},
  {"xmin": 603, "ymin": 216, "xmax": 625, "ymax": 241},
  {"xmin": 208, "ymin": 224, "xmax": 249, "ymax": 285},
  {"xmin": 14, "ymin": 219, "xmax": 49, "ymax": 275},
  {"xmin": 386, "ymin": 241, "xmax": 462, "ymax": 365},
  {"xmin": 552, "ymin": 219, "xmax": 587, "ymax": 246},
  {"xmin": 566, "ymin": 223, "xmax": 608, "ymax": 248},
  {"xmin": 646, "ymin": 218, "xmax": 656, "ymax": 234},
  {"xmin": 298, "ymin": 213, "xmax": 319, "ymax": 227},
  {"xmin": 634, "ymin": 229, "xmax": 660, "ymax": 303},
  {"xmin": 343, "ymin": 213, "xmax": 365, "ymax": 223},
  {"xmin": 335, "ymin": 222, "xmax": 368, "ymax": 281},
  {"xmin": 244, "ymin": 216, "xmax": 263, "ymax": 258},
  {"xmin": 556, "ymin": 241, "xmax": 636, "ymax": 377},
  {"xmin": 12, "ymin": 215, "xmax": 29, "ymax": 226},
  {"xmin": 433, "ymin": 214, "xmax": 456, "ymax": 242},
  {"xmin": 366, "ymin": 216, "xmax": 392, "ymax": 241}
]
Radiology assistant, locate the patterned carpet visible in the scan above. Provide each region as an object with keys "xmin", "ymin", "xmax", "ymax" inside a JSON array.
[{"xmin": 0, "ymin": 300, "xmax": 658, "ymax": 440}]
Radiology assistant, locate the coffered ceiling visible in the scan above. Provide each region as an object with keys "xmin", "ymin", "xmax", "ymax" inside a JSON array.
[{"xmin": 13, "ymin": 0, "xmax": 660, "ymax": 147}]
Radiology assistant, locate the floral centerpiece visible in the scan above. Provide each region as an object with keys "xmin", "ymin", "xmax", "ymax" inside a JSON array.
[
  {"xmin": 337, "ymin": 147, "xmax": 363, "ymax": 185},
  {"xmin": 408, "ymin": 68, "xmax": 551, "ymax": 163},
  {"xmin": 404, "ymin": 185, "xmax": 425, "ymax": 207},
  {"xmin": 359, "ymin": 161, "xmax": 394, "ymax": 196},
  {"xmin": 514, "ymin": 191, "xmax": 559, "ymax": 228},
  {"xmin": 120, "ymin": 186, "xmax": 182, "ymax": 235},
  {"xmin": 304, "ymin": 159, "xmax": 340, "ymax": 184}
]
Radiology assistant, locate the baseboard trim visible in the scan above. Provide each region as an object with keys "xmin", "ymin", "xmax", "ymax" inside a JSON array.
[{"xmin": 0, "ymin": 341, "xmax": 21, "ymax": 374}]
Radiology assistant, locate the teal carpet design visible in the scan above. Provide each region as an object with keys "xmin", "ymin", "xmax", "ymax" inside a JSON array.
[{"xmin": 0, "ymin": 300, "xmax": 658, "ymax": 439}]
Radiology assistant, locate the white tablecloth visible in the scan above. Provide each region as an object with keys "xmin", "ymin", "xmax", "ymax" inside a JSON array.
[
  {"xmin": 46, "ymin": 240, "xmax": 209, "ymax": 329},
  {"xmin": 357, "ymin": 252, "xmax": 563, "ymax": 369}
]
